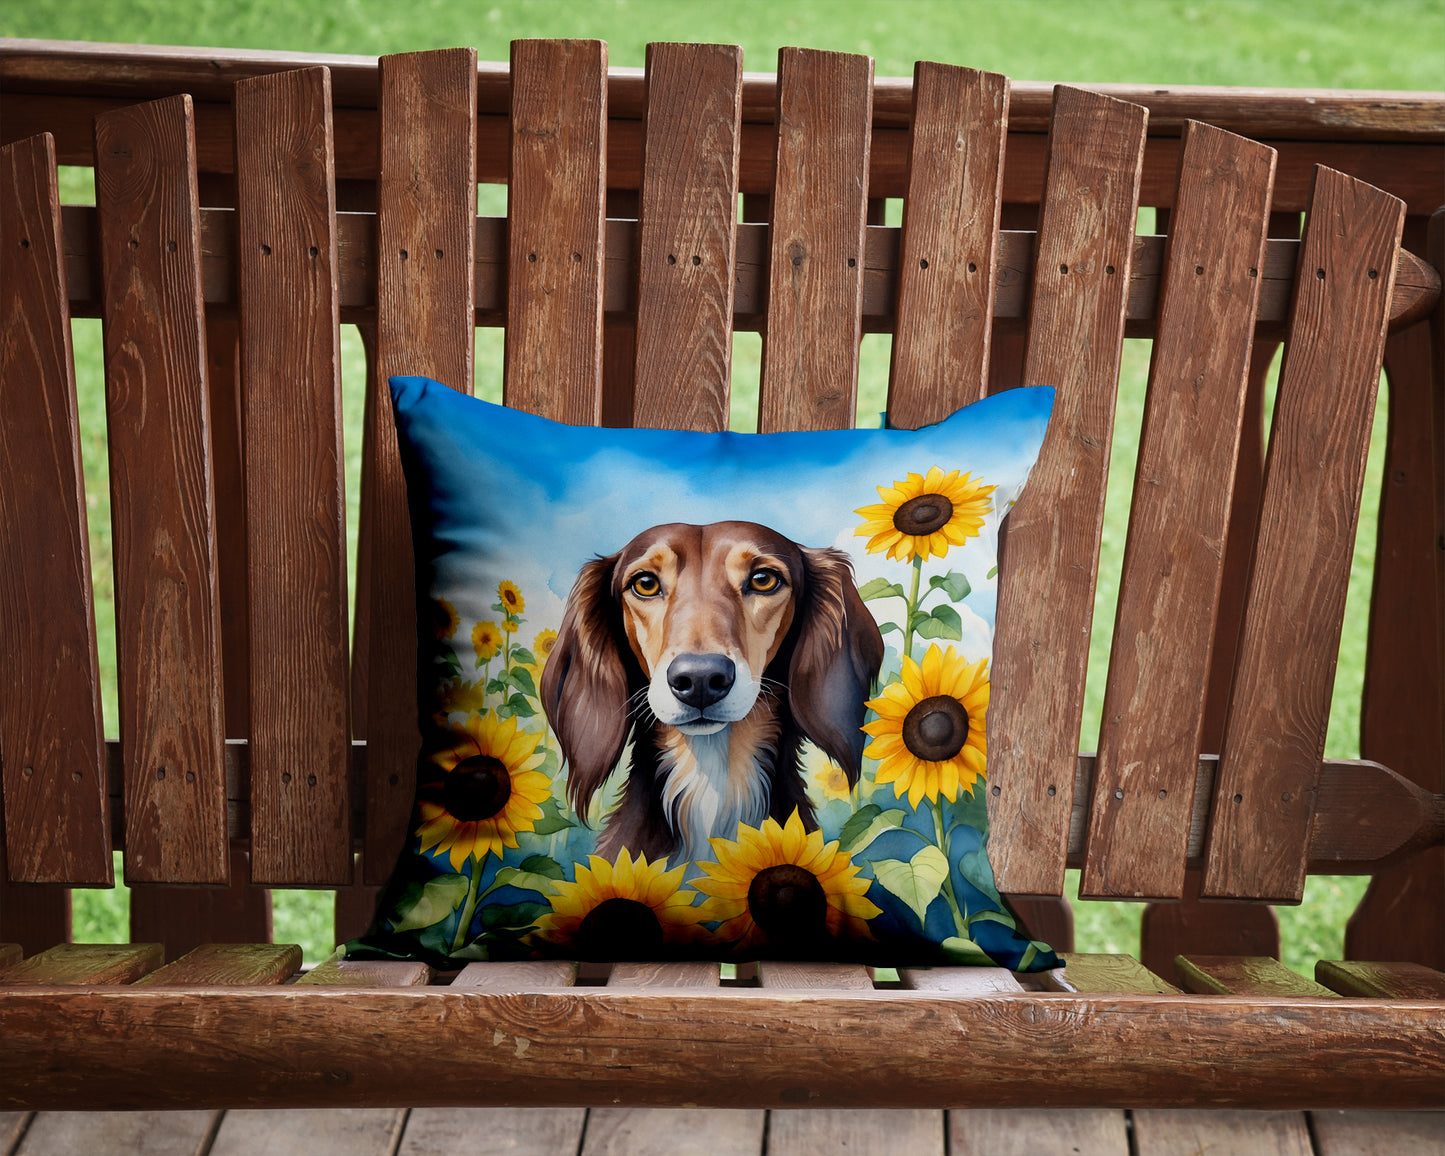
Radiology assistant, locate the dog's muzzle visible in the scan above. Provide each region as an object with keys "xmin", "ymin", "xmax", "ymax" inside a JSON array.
[{"xmin": 666, "ymin": 653, "xmax": 736, "ymax": 710}]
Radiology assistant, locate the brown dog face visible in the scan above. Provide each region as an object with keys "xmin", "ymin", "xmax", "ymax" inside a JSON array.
[{"xmin": 614, "ymin": 522, "xmax": 801, "ymax": 735}]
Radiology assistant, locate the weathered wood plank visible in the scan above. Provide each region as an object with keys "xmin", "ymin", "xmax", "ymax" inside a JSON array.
[
  {"xmin": 233, "ymin": 67, "xmax": 352, "ymax": 885},
  {"xmin": 362, "ymin": 48, "xmax": 478, "ymax": 886},
  {"xmin": 583, "ymin": 1108, "xmax": 762, "ymax": 1156},
  {"xmin": 1046, "ymin": 953, "xmax": 1181, "ymax": 994},
  {"xmin": 93, "ymin": 94, "xmax": 229, "ymax": 886},
  {"xmin": 14, "ymin": 1110, "xmax": 219, "ymax": 1156},
  {"xmin": 758, "ymin": 48, "xmax": 873, "ymax": 433},
  {"xmin": 452, "ymin": 960, "xmax": 579, "ymax": 988},
  {"xmin": 1, "ymin": 1113, "xmax": 32, "ymax": 1153},
  {"xmin": 769, "ymin": 1110, "xmax": 943, "ymax": 1156},
  {"xmin": 298, "ymin": 950, "xmax": 432, "ymax": 987},
  {"xmin": 208, "ymin": 1109, "xmax": 405, "ymax": 1156},
  {"xmin": 898, "ymin": 966, "xmax": 1023, "ymax": 993},
  {"xmin": 951, "ymin": 1109, "xmax": 1128, "ymax": 1156},
  {"xmin": 609, "ymin": 962, "xmax": 720, "ymax": 988},
  {"xmin": 757, "ymin": 961, "xmax": 873, "ymax": 990},
  {"xmin": 132, "ymin": 942, "xmax": 301, "ymax": 986},
  {"xmin": 1175, "ymin": 955, "xmax": 1336, "ymax": 997},
  {"xmin": 0, "ymin": 942, "xmax": 162, "ymax": 984},
  {"xmin": 128, "ymin": 846, "xmax": 271, "ymax": 962},
  {"xmin": 0, "ymin": 874, "xmax": 69, "ymax": 957},
  {"xmin": 0, "ymin": 132, "xmax": 110, "ymax": 885},
  {"xmin": 1316, "ymin": 959, "xmax": 1445, "ymax": 999},
  {"xmin": 1204, "ymin": 167, "xmax": 1406, "ymax": 902},
  {"xmin": 1310, "ymin": 1110, "xmax": 1445, "ymax": 1156},
  {"xmin": 400, "ymin": 1108, "xmax": 588, "ymax": 1156},
  {"xmin": 988, "ymin": 88, "xmax": 1147, "ymax": 896},
  {"xmin": 1083, "ymin": 122, "xmax": 1275, "ymax": 900},
  {"xmin": 631, "ymin": 42, "xmax": 741, "ymax": 432},
  {"xmin": 1132, "ymin": 1110, "xmax": 1312, "ymax": 1156},
  {"xmin": 1139, "ymin": 870, "xmax": 1280, "ymax": 981},
  {"xmin": 888, "ymin": 63, "xmax": 1009, "ymax": 427},
  {"xmin": 504, "ymin": 39, "xmax": 606, "ymax": 424}
]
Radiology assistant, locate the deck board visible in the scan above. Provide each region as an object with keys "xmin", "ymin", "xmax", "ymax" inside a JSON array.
[
  {"xmin": 14, "ymin": 1111, "xmax": 218, "ymax": 1156},
  {"xmin": 207, "ymin": 1109, "xmax": 404, "ymax": 1156}
]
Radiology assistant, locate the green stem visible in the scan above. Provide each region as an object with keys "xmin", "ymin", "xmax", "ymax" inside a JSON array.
[
  {"xmin": 930, "ymin": 798, "xmax": 967, "ymax": 939},
  {"xmin": 450, "ymin": 857, "xmax": 485, "ymax": 953},
  {"xmin": 903, "ymin": 556, "xmax": 923, "ymax": 663}
]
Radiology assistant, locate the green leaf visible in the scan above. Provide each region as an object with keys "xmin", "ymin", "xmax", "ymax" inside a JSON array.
[
  {"xmin": 839, "ymin": 805, "xmax": 882, "ymax": 851},
  {"xmin": 915, "ymin": 604, "xmax": 963, "ymax": 640},
  {"xmin": 840, "ymin": 807, "xmax": 909, "ymax": 855},
  {"xmin": 878, "ymin": 621, "xmax": 902, "ymax": 636},
  {"xmin": 510, "ymin": 647, "xmax": 536, "ymax": 667},
  {"xmin": 531, "ymin": 796, "xmax": 575, "ymax": 836},
  {"xmin": 491, "ymin": 866, "xmax": 560, "ymax": 897},
  {"xmin": 508, "ymin": 667, "xmax": 538, "ymax": 696},
  {"xmin": 450, "ymin": 942, "xmax": 491, "ymax": 961},
  {"xmin": 480, "ymin": 900, "xmax": 550, "ymax": 930},
  {"xmin": 520, "ymin": 854, "xmax": 566, "ymax": 880},
  {"xmin": 491, "ymin": 601, "xmax": 506, "ymax": 613},
  {"xmin": 507, "ymin": 693, "xmax": 537, "ymax": 717},
  {"xmin": 985, "ymin": 565, "xmax": 998, "ymax": 580},
  {"xmin": 870, "ymin": 844, "xmax": 949, "ymax": 928},
  {"xmin": 940, "ymin": 936, "xmax": 995, "ymax": 966},
  {"xmin": 858, "ymin": 577, "xmax": 907, "ymax": 602},
  {"xmin": 390, "ymin": 873, "xmax": 470, "ymax": 934},
  {"xmin": 486, "ymin": 677, "xmax": 509, "ymax": 696},
  {"xmin": 928, "ymin": 570, "xmax": 972, "ymax": 601}
]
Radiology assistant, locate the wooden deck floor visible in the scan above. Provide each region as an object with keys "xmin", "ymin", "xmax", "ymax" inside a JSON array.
[{"xmin": 4, "ymin": 1108, "xmax": 1444, "ymax": 1155}]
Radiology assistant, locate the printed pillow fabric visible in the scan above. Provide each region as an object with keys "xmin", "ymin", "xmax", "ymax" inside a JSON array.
[{"xmin": 350, "ymin": 376, "xmax": 1060, "ymax": 972}]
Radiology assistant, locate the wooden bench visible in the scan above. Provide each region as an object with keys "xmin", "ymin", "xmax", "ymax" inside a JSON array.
[{"xmin": 1, "ymin": 37, "xmax": 1442, "ymax": 1117}]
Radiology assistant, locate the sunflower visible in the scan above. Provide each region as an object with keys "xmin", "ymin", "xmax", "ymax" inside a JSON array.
[
  {"xmin": 415, "ymin": 712, "xmax": 551, "ymax": 869},
  {"xmin": 431, "ymin": 597, "xmax": 461, "ymax": 639},
  {"xmin": 499, "ymin": 618, "xmax": 518, "ymax": 634},
  {"xmin": 532, "ymin": 848, "xmax": 710, "ymax": 959},
  {"xmin": 498, "ymin": 580, "xmax": 525, "ymax": 615},
  {"xmin": 806, "ymin": 747, "xmax": 853, "ymax": 802},
  {"xmin": 854, "ymin": 466, "xmax": 997, "ymax": 562},
  {"xmin": 436, "ymin": 677, "xmax": 486, "ymax": 718},
  {"xmin": 863, "ymin": 644, "xmax": 989, "ymax": 807},
  {"xmin": 532, "ymin": 628, "xmax": 558, "ymax": 665},
  {"xmin": 472, "ymin": 620, "xmax": 502, "ymax": 663},
  {"xmin": 694, "ymin": 811, "xmax": 880, "ymax": 953}
]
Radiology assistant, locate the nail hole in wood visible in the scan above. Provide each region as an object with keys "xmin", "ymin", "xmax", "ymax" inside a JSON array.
[
  {"xmin": 1059, "ymin": 263, "xmax": 1069, "ymax": 274},
  {"xmin": 991, "ymin": 785, "xmax": 1000, "ymax": 797},
  {"xmin": 1233, "ymin": 793, "xmax": 1243, "ymax": 803},
  {"xmin": 1249, "ymin": 268, "xmax": 1258, "ymax": 277},
  {"xmin": 528, "ymin": 253, "xmax": 537, "ymax": 263},
  {"xmin": 19, "ymin": 238, "xmax": 30, "ymax": 249},
  {"xmin": 22, "ymin": 766, "xmax": 33, "ymax": 778},
  {"xmin": 668, "ymin": 254, "xmax": 677, "ymax": 265},
  {"xmin": 282, "ymin": 772, "xmax": 292, "ymax": 784},
  {"xmin": 400, "ymin": 249, "xmax": 409, "ymax": 260},
  {"xmin": 967, "ymin": 261, "xmax": 977, "ymax": 273},
  {"xmin": 692, "ymin": 255, "xmax": 701, "ymax": 266},
  {"xmin": 128, "ymin": 239, "xmax": 139, "ymax": 250},
  {"xmin": 1315, "ymin": 268, "xmax": 1325, "ymax": 280},
  {"xmin": 308, "ymin": 774, "xmax": 318, "ymax": 787},
  {"xmin": 167, "ymin": 240, "xmax": 177, "ymax": 253},
  {"xmin": 1113, "ymin": 788, "xmax": 1124, "ymax": 800},
  {"xmin": 1194, "ymin": 265, "xmax": 1204, "ymax": 275},
  {"xmin": 847, "ymin": 257, "xmax": 857, "ymax": 268},
  {"xmin": 71, "ymin": 771, "xmax": 82, "ymax": 783},
  {"xmin": 572, "ymin": 252, "xmax": 581, "ymax": 262},
  {"xmin": 186, "ymin": 771, "xmax": 195, "ymax": 783},
  {"xmin": 1368, "ymin": 268, "xmax": 1378, "ymax": 279},
  {"xmin": 435, "ymin": 249, "xmax": 444, "ymax": 260},
  {"xmin": 260, "ymin": 244, "xmax": 271, "ymax": 256},
  {"xmin": 156, "ymin": 768, "xmax": 166, "ymax": 781},
  {"xmin": 1158, "ymin": 789, "xmax": 1167, "ymax": 799},
  {"xmin": 308, "ymin": 246, "xmax": 319, "ymax": 258},
  {"xmin": 1105, "ymin": 265, "xmax": 1115, "ymax": 275},
  {"xmin": 1046, "ymin": 785, "xmax": 1056, "ymax": 797},
  {"xmin": 919, "ymin": 258, "xmax": 929, "ymax": 269}
]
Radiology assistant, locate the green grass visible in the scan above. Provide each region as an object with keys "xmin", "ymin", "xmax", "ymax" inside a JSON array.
[{"xmin": 21, "ymin": 0, "xmax": 1441, "ymax": 969}]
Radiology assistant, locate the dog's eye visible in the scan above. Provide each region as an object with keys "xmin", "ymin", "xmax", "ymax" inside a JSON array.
[
  {"xmin": 747, "ymin": 568, "xmax": 784, "ymax": 594},
  {"xmin": 628, "ymin": 572, "xmax": 662, "ymax": 598}
]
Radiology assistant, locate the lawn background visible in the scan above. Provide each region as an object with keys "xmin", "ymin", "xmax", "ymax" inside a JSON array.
[{"xmin": 4, "ymin": 0, "xmax": 1441, "ymax": 969}]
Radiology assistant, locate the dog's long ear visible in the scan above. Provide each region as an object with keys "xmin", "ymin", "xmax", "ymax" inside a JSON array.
[
  {"xmin": 541, "ymin": 553, "xmax": 633, "ymax": 821},
  {"xmin": 789, "ymin": 547, "xmax": 885, "ymax": 784}
]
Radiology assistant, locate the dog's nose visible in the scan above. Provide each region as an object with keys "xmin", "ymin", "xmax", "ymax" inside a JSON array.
[{"xmin": 666, "ymin": 653, "xmax": 736, "ymax": 710}]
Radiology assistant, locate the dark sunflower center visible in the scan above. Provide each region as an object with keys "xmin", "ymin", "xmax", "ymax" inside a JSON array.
[
  {"xmin": 902, "ymin": 695, "xmax": 971, "ymax": 762},
  {"xmin": 747, "ymin": 864, "xmax": 827, "ymax": 945},
  {"xmin": 893, "ymin": 494, "xmax": 954, "ymax": 536},
  {"xmin": 576, "ymin": 897, "xmax": 663, "ymax": 960},
  {"xmin": 441, "ymin": 754, "xmax": 513, "ymax": 822}
]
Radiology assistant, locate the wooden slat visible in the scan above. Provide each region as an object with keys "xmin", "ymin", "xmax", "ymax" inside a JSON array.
[
  {"xmin": 297, "ymin": 950, "xmax": 432, "ymax": 987},
  {"xmin": 888, "ymin": 63, "xmax": 1009, "ymax": 426},
  {"xmin": 757, "ymin": 961, "xmax": 872, "ymax": 989},
  {"xmin": 93, "ymin": 95, "xmax": 228, "ymax": 885},
  {"xmin": 1204, "ymin": 167, "xmax": 1407, "ymax": 902},
  {"xmin": 0, "ymin": 942, "xmax": 162, "ymax": 984},
  {"xmin": 208, "ymin": 1109, "xmax": 404, "ymax": 1156},
  {"xmin": 452, "ymin": 960, "xmax": 579, "ymax": 988},
  {"xmin": 361, "ymin": 48, "xmax": 477, "ymax": 885},
  {"xmin": 769, "ymin": 1110, "xmax": 944, "ymax": 1156},
  {"xmin": 2, "ymin": 1113, "xmax": 32, "ymax": 1153},
  {"xmin": 504, "ymin": 39, "xmax": 607, "ymax": 424},
  {"xmin": 1045, "ymin": 953, "xmax": 1181, "ymax": 994},
  {"xmin": 758, "ymin": 47, "xmax": 873, "ymax": 434},
  {"xmin": 608, "ymin": 961, "xmax": 720, "ymax": 988},
  {"xmin": 1138, "ymin": 869, "xmax": 1279, "ymax": 981},
  {"xmin": 898, "ymin": 966, "xmax": 1023, "ymax": 993},
  {"xmin": 14, "ymin": 1111, "xmax": 219, "ymax": 1156},
  {"xmin": 0, "ymin": 870, "xmax": 70, "ymax": 956},
  {"xmin": 128, "ymin": 846, "xmax": 271, "ymax": 962},
  {"xmin": 583, "ymin": 1107, "xmax": 762, "ymax": 1156},
  {"xmin": 1084, "ymin": 123, "xmax": 1276, "ymax": 900},
  {"xmin": 1316, "ymin": 959, "xmax": 1445, "ymax": 999},
  {"xmin": 400, "ymin": 1109, "xmax": 588, "ymax": 1156},
  {"xmin": 1311, "ymin": 1110, "xmax": 1445, "ymax": 1156},
  {"xmin": 0, "ymin": 132, "xmax": 110, "ymax": 885},
  {"xmin": 630, "ymin": 42, "xmax": 742, "ymax": 432},
  {"xmin": 951, "ymin": 1110, "xmax": 1128, "ymax": 1156},
  {"xmin": 987, "ymin": 87, "xmax": 1148, "ymax": 896},
  {"xmin": 1132, "ymin": 1111, "xmax": 1312, "ymax": 1156},
  {"xmin": 1176, "ymin": 955, "xmax": 1336, "ymax": 997},
  {"xmin": 233, "ymin": 67, "xmax": 352, "ymax": 886},
  {"xmin": 132, "ymin": 942, "xmax": 301, "ymax": 986}
]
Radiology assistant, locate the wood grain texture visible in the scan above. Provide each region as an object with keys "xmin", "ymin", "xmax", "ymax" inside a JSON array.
[
  {"xmin": 1051, "ymin": 953, "xmax": 1181, "ymax": 994},
  {"xmin": 770, "ymin": 1110, "xmax": 943, "ymax": 1156},
  {"xmin": 951, "ymin": 1109, "xmax": 1128, "ymax": 1156},
  {"xmin": 1083, "ymin": 123, "xmax": 1275, "ymax": 900},
  {"xmin": 756, "ymin": 962, "xmax": 873, "ymax": 990},
  {"xmin": 2, "ymin": 987, "xmax": 1442, "ymax": 1110},
  {"xmin": 132, "ymin": 942, "xmax": 301, "ymax": 986},
  {"xmin": 93, "ymin": 95, "xmax": 228, "ymax": 885},
  {"xmin": 583, "ymin": 1108, "xmax": 762, "ymax": 1156},
  {"xmin": 988, "ymin": 87, "xmax": 1148, "ymax": 896},
  {"xmin": 1316, "ymin": 959, "xmax": 1445, "ymax": 998},
  {"xmin": 504, "ymin": 39, "xmax": 607, "ymax": 424},
  {"xmin": 0, "ymin": 941, "xmax": 161, "ymax": 984},
  {"xmin": 208, "ymin": 1109, "xmax": 404, "ymax": 1156},
  {"xmin": 14, "ymin": 1110, "xmax": 219, "ymax": 1156},
  {"xmin": 1132, "ymin": 1111, "xmax": 1312, "ymax": 1156},
  {"xmin": 898, "ymin": 966, "xmax": 1023, "ymax": 993},
  {"xmin": 1139, "ymin": 869, "xmax": 1279, "ymax": 981},
  {"xmin": 233, "ymin": 67, "xmax": 352, "ymax": 885},
  {"xmin": 1204, "ymin": 167, "xmax": 1407, "ymax": 903},
  {"xmin": 401, "ymin": 1108, "xmax": 587, "ymax": 1156},
  {"xmin": 1311, "ymin": 1110, "xmax": 1445, "ymax": 1156},
  {"xmin": 757, "ymin": 48, "xmax": 874, "ymax": 434},
  {"xmin": 128, "ymin": 847, "xmax": 271, "ymax": 962},
  {"xmin": 0, "ymin": 870, "xmax": 70, "ymax": 956},
  {"xmin": 0, "ymin": 132, "xmax": 110, "ymax": 885},
  {"xmin": 1175, "ymin": 955, "xmax": 1336, "ymax": 997},
  {"xmin": 298, "ymin": 950, "xmax": 432, "ymax": 987},
  {"xmin": 631, "ymin": 42, "xmax": 741, "ymax": 432},
  {"xmin": 362, "ymin": 48, "xmax": 478, "ymax": 885},
  {"xmin": 1, "ymin": 1112, "xmax": 32, "ymax": 1153},
  {"xmin": 452, "ymin": 960, "xmax": 579, "ymax": 988},
  {"xmin": 609, "ymin": 962, "xmax": 720, "ymax": 988},
  {"xmin": 888, "ymin": 63, "xmax": 1009, "ymax": 427}
]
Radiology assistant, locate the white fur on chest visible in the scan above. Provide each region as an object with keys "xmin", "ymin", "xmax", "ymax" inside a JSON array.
[{"xmin": 657, "ymin": 724, "xmax": 772, "ymax": 864}]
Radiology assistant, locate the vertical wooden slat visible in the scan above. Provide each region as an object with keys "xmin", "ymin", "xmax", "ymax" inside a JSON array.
[
  {"xmin": 129, "ymin": 846, "xmax": 271, "ymax": 962},
  {"xmin": 233, "ymin": 68, "xmax": 352, "ymax": 885},
  {"xmin": 757, "ymin": 48, "xmax": 873, "ymax": 434},
  {"xmin": 0, "ymin": 132, "xmax": 111, "ymax": 885},
  {"xmin": 1081, "ymin": 122, "xmax": 1275, "ymax": 900},
  {"xmin": 631, "ymin": 42, "xmax": 742, "ymax": 433},
  {"xmin": 362, "ymin": 48, "xmax": 477, "ymax": 884},
  {"xmin": 1204, "ymin": 166, "xmax": 1406, "ymax": 902},
  {"xmin": 0, "ymin": 872, "xmax": 70, "ymax": 956},
  {"xmin": 93, "ymin": 95, "xmax": 228, "ymax": 884},
  {"xmin": 888, "ymin": 63, "xmax": 1009, "ymax": 427},
  {"xmin": 987, "ymin": 88, "xmax": 1147, "ymax": 896},
  {"xmin": 504, "ymin": 39, "xmax": 607, "ymax": 425}
]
